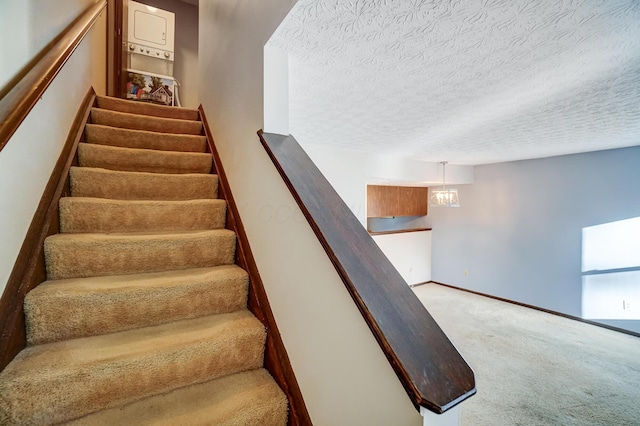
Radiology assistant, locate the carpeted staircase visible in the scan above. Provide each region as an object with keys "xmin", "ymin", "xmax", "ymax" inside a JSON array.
[{"xmin": 0, "ymin": 96, "xmax": 288, "ymax": 424}]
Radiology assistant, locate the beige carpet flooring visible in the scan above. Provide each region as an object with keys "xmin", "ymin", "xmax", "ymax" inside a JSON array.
[{"xmin": 414, "ymin": 284, "xmax": 640, "ymax": 426}]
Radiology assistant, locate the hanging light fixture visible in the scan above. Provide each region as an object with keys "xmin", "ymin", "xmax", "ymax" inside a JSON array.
[{"xmin": 430, "ymin": 161, "xmax": 460, "ymax": 207}]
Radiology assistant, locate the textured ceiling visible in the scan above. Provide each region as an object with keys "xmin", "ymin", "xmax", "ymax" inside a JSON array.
[{"xmin": 268, "ymin": 0, "xmax": 640, "ymax": 165}]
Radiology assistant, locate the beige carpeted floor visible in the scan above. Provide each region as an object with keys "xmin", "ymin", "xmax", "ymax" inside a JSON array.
[{"xmin": 414, "ymin": 284, "xmax": 640, "ymax": 426}]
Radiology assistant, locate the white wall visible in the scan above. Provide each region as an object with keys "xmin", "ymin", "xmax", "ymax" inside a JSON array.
[
  {"xmin": 0, "ymin": 0, "xmax": 97, "ymax": 91},
  {"xmin": 134, "ymin": 0, "xmax": 199, "ymax": 108},
  {"xmin": 300, "ymin": 141, "xmax": 474, "ymax": 226},
  {"xmin": 366, "ymin": 155, "xmax": 474, "ymax": 187},
  {"xmin": 0, "ymin": 4, "xmax": 107, "ymax": 298},
  {"xmin": 264, "ymin": 45, "xmax": 289, "ymax": 135},
  {"xmin": 199, "ymin": 1, "xmax": 422, "ymax": 424},
  {"xmin": 372, "ymin": 231, "xmax": 432, "ymax": 285},
  {"xmin": 301, "ymin": 143, "xmax": 370, "ymax": 225},
  {"xmin": 0, "ymin": 1, "xmax": 28, "ymax": 90}
]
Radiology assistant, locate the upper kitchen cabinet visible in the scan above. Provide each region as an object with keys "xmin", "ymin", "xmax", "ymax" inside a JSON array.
[{"xmin": 367, "ymin": 185, "xmax": 428, "ymax": 217}]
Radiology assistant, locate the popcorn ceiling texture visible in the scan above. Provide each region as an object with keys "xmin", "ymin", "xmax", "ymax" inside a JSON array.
[{"xmin": 269, "ymin": 0, "xmax": 640, "ymax": 164}]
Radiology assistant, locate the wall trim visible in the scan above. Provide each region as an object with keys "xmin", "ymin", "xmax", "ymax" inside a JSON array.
[
  {"xmin": 199, "ymin": 107, "xmax": 312, "ymax": 426},
  {"xmin": 0, "ymin": 88, "xmax": 96, "ymax": 371},
  {"xmin": 428, "ymin": 281, "xmax": 640, "ymax": 338}
]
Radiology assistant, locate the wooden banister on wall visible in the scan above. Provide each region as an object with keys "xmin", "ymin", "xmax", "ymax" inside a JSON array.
[
  {"xmin": 0, "ymin": 0, "xmax": 106, "ymax": 370},
  {"xmin": 0, "ymin": 88, "xmax": 96, "ymax": 370},
  {"xmin": 0, "ymin": 0, "xmax": 106, "ymax": 153},
  {"xmin": 258, "ymin": 131, "xmax": 476, "ymax": 414}
]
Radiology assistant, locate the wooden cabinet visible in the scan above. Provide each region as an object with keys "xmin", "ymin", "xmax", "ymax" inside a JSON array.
[
  {"xmin": 367, "ymin": 185, "xmax": 398, "ymax": 217},
  {"xmin": 367, "ymin": 185, "xmax": 428, "ymax": 217}
]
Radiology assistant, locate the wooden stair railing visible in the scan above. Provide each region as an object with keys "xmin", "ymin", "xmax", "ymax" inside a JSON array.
[
  {"xmin": 258, "ymin": 131, "xmax": 476, "ymax": 414},
  {"xmin": 0, "ymin": 0, "xmax": 107, "ymax": 152},
  {"xmin": 0, "ymin": 3, "xmax": 311, "ymax": 422},
  {"xmin": 0, "ymin": 0, "xmax": 106, "ymax": 371}
]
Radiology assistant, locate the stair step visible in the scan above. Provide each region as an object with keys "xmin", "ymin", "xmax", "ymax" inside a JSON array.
[
  {"xmin": 0, "ymin": 311, "xmax": 266, "ymax": 425},
  {"xmin": 78, "ymin": 143, "xmax": 212, "ymax": 174},
  {"xmin": 69, "ymin": 369, "xmax": 288, "ymax": 425},
  {"xmin": 25, "ymin": 265, "xmax": 249, "ymax": 344},
  {"xmin": 96, "ymin": 96, "xmax": 199, "ymax": 121},
  {"xmin": 59, "ymin": 197, "xmax": 226, "ymax": 233},
  {"xmin": 44, "ymin": 229, "xmax": 236, "ymax": 280},
  {"xmin": 84, "ymin": 124, "xmax": 207, "ymax": 152},
  {"xmin": 70, "ymin": 167, "xmax": 218, "ymax": 200},
  {"xmin": 91, "ymin": 108, "xmax": 203, "ymax": 135}
]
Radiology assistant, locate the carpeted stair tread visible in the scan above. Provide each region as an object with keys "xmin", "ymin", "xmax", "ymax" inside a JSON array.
[
  {"xmin": 25, "ymin": 265, "xmax": 249, "ymax": 345},
  {"xmin": 44, "ymin": 229, "xmax": 236, "ymax": 280},
  {"xmin": 84, "ymin": 124, "xmax": 207, "ymax": 152},
  {"xmin": 70, "ymin": 167, "xmax": 218, "ymax": 200},
  {"xmin": 0, "ymin": 311, "xmax": 266, "ymax": 425},
  {"xmin": 91, "ymin": 108, "xmax": 202, "ymax": 135},
  {"xmin": 59, "ymin": 197, "xmax": 226, "ymax": 233},
  {"xmin": 78, "ymin": 143, "xmax": 212, "ymax": 174},
  {"xmin": 0, "ymin": 94, "xmax": 289, "ymax": 425},
  {"xmin": 96, "ymin": 96, "xmax": 199, "ymax": 121},
  {"xmin": 69, "ymin": 369, "xmax": 288, "ymax": 425}
]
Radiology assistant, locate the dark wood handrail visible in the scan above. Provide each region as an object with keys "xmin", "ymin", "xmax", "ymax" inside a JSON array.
[
  {"xmin": 258, "ymin": 131, "xmax": 476, "ymax": 414},
  {"xmin": 0, "ymin": 0, "xmax": 106, "ymax": 152}
]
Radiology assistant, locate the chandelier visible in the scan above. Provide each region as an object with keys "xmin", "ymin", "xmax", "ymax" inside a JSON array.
[{"xmin": 429, "ymin": 161, "xmax": 460, "ymax": 207}]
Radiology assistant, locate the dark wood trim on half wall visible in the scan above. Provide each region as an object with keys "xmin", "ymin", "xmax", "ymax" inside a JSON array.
[
  {"xmin": 106, "ymin": 0, "xmax": 125, "ymax": 97},
  {"xmin": 368, "ymin": 227, "xmax": 432, "ymax": 236},
  {"xmin": 0, "ymin": 88, "xmax": 97, "ymax": 371},
  {"xmin": 429, "ymin": 281, "xmax": 640, "ymax": 339},
  {"xmin": 198, "ymin": 107, "xmax": 312, "ymax": 426}
]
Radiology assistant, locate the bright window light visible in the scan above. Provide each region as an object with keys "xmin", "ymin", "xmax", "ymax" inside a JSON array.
[
  {"xmin": 582, "ymin": 217, "xmax": 640, "ymax": 272},
  {"xmin": 582, "ymin": 271, "xmax": 640, "ymax": 320},
  {"xmin": 581, "ymin": 217, "xmax": 640, "ymax": 320}
]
